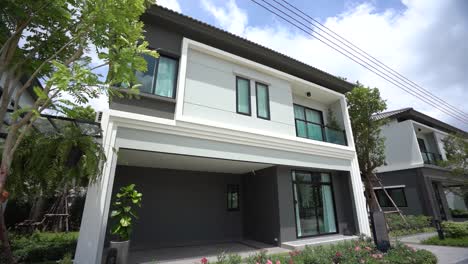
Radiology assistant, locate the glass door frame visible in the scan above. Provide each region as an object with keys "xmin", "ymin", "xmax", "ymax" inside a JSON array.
[{"xmin": 291, "ymin": 170, "xmax": 339, "ymax": 238}]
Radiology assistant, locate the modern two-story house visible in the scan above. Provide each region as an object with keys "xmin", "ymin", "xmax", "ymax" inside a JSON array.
[
  {"xmin": 75, "ymin": 5, "xmax": 371, "ymax": 263},
  {"xmin": 374, "ymin": 108, "xmax": 467, "ymax": 221}
]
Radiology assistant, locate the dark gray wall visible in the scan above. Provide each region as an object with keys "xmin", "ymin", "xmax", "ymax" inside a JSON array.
[
  {"xmin": 332, "ymin": 172, "xmax": 357, "ymax": 235},
  {"xmin": 276, "ymin": 166, "xmax": 357, "ymax": 243},
  {"xmin": 242, "ymin": 167, "xmax": 280, "ymax": 245},
  {"xmin": 378, "ymin": 168, "xmax": 453, "ymax": 221},
  {"xmin": 377, "ymin": 169, "xmax": 426, "ymax": 216},
  {"xmin": 109, "ymin": 21, "xmax": 182, "ymax": 118},
  {"xmin": 108, "ymin": 166, "xmax": 243, "ymax": 250},
  {"xmin": 110, "ymin": 95, "xmax": 175, "ymax": 119}
]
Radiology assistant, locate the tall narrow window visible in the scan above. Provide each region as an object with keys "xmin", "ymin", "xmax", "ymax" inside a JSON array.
[
  {"xmin": 294, "ymin": 104, "xmax": 325, "ymax": 141},
  {"xmin": 256, "ymin": 82, "xmax": 270, "ymax": 120},
  {"xmin": 227, "ymin": 184, "xmax": 240, "ymax": 211},
  {"xmin": 236, "ymin": 77, "xmax": 251, "ymax": 115},
  {"xmin": 135, "ymin": 53, "xmax": 178, "ymax": 98}
]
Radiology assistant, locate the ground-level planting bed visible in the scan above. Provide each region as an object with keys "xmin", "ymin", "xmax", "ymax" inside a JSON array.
[
  {"xmin": 201, "ymin": 237, "xmax": 436, "ymax": 264},
  {"xmin": 422, "ymin": 236, "xmax": 468, "ymax": 247},
  {"xmin": 422, "ymin": 221, "xmax": 468, "ymax": 248}
]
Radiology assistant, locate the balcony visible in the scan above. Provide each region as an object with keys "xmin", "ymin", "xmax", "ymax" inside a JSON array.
[
  {"xmin": 421, "ymin": 151, "xmax": 442, "ymax": 165},
  {"xmin": 295, "ymin": 121, "xmax": 347, "ymax": 146}
]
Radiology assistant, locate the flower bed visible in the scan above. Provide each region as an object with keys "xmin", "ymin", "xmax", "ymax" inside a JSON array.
[{"xmin": 199, "ymin": 237, "xmax": 436, "ymax": 264}]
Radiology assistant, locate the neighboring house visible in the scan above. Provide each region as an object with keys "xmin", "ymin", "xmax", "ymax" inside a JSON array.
[
  {"xmin": 75, "ymin": 6, "xmax": 371, "ymax": 263},
  {"xmin": 374, "ymin": 108, "xmax": 468, "ymax": 221}
]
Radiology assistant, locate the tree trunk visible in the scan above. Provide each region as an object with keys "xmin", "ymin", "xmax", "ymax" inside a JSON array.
[
  {"xmin": 363, "ymin": 172, "xmax": 380, "ymax": 212},
  {"xmin": 0, "ymin": 129, "xmax": 18, "ymax": 263},
  {"xmin": 0, "ymin": 200, "xmax": 15, "ymax": 263}
]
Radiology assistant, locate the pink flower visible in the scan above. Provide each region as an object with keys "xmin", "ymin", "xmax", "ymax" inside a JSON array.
[
  {"xmin": 354, "ymin": 246, "xmax": 361, "ymax": 251},
  {"xmin": 276, "ymin": 261, "xmax": 281, "ymax": 264},
  {"xmin": 201, "ymin": 257, "xmax": 208, "ymax": 264},
  {"xmin": 360, "ymin": 259, "xmax": 365, "ymax": 263},
  {"xmin": 335, "ymin": 251, "xmax": 342, "ymax": 257},
  {"xmin": 266, "ymin": 260, "xmax": 273, "ymax": 264},
  {"xmin": 365, "ymin": 246, "xmax": 372, "ymax": 251}
]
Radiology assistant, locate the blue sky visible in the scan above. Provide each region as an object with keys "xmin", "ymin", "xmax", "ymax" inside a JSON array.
[
  {"xmin": 173, "ymin": 0, "xmax": 406, "ymax": 28},
  {"xmin": 117, "ymin": 0, "xmax": 468, "ymax": 130}
]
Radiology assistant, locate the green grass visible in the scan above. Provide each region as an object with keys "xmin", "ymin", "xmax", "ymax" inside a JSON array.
[{"xmin": 422, "ymin": 235, "xmax": 468, "ymax": 247}]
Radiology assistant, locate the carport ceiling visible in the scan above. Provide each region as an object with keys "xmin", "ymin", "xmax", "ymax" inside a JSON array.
[{"xmin": 117, "ymin": 149, "xmax": 273, "ymax": 174}]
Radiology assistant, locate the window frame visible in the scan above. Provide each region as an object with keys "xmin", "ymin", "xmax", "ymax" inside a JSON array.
[
  {"xmin": 255, "ymin": 82, "xmax": 271, "ymax": 120},
  {"xmin": 236, "ymin": 76, "xmax": 252, "ymax": 116},
  {"xmin": 227, "ymin": 184, "xmax": 240, "ymax": 211},
  {"xmin": 136, "ymin": 50, "xmax": 179, "ymax": 99},
  {"xmin": 291, "ymin": 170, "xmax": 339, "ymax": 238},
  {"xmin": 293, "ymin": 104, "xmax": 326, "ymax": 141},
  {"xmin": 375, "ymin": 187, "xmax": 408, "ymax": 207}
]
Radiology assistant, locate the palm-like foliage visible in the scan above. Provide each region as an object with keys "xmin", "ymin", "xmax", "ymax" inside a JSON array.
[{"xmin": 8, "ymin": 125, "xmax": 105, "ymax": 202}]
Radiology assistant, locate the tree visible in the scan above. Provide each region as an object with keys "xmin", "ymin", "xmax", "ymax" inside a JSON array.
[
  {"xmin": 0, "ymin": 0, "xmax": 157, "ymax": 261},
  {"xmin": 346, "ymin": 83, "xmax": 388, "ymax": 211},
  {"xmin": 441, "ymin": 133, "xmax": 468, "ymax": 205}
]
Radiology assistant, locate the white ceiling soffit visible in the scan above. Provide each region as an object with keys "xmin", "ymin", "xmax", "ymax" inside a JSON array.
[{"xmin": 117, "ymin": 149, "xmax": 273, "ymax": 174}]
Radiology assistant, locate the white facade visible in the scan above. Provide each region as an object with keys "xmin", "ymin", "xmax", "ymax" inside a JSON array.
[
  {"xmin": 376, "ymin": 118, "xmax": 448, "ymax": 173},
  {"xmin": 75, "ymin": 38, "xmax": 371, "ymax": 263}
]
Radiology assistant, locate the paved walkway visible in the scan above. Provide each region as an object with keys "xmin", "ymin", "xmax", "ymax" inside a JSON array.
[{"xmin": 395, "ymin": 232, "xmax": 468, "ymax": 264}]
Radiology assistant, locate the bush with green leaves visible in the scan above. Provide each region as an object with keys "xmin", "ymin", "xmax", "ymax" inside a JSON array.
[
  {"xmin": 7, "ymin": 232, "xmax": 78, "ymax": 262},
  {"xmin": 385, "ymin": 214, "xmax": 433, "ymax": 236},
  {"xmin": 110, "ymin": 184, "xmax": 143, "ymax": 241},
  {"xmin": 423, "ymin": 235, "xmax": 468, "ymax": 247},
  {"xmin": 442, "ymin": 221, "xmax": 468, "ymax": 238},
  {"xmin": 451, "ymin": 208, "xmax": 468, "ymax": 218}
]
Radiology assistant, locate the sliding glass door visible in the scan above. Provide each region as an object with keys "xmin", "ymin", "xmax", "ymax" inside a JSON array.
[{"xmin": 292, "ymin": 171, "xmax": 337, "ymax": 237}]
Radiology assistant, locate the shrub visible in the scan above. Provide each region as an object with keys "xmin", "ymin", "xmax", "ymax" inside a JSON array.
[
  {"xmin": 10, "ymin": 231, "xmax": 78, "ymax": 262},
  {"xmin": 451, "ymin": 208, "xmax": 468, "ymax": 218},
  {"xmin": 386, "ymin": 214, "xmax": 433, "ymax": 236},
  {"xmin": 423, "ymin": 235, "xmax": 468, "ymax": 247},
  {"xmin": 442, "ymin": 221, "xmax": 468, "ymax": 238}
]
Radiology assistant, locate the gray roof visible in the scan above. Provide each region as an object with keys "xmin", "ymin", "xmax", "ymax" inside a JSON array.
[
  {"xmin": 372, "ymin": 107, "xmax": 467, "ymax": 136},
  {"xmin": 144, "ymin": 5, "xmax": 354, "ymax": 94}
]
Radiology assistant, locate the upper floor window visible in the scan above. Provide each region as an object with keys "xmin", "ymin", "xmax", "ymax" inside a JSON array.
[
  {"xmin": 136, "ymin": 53, "xmax": 178, "ymax": 98},
  {"xmin": 294, "ymin": 104, "xmax": 324, "ymax": 141},
  {"xmin": 236, "ymin": 77, "xmax": 251, "ymax": 115},
  {"xmin": 256, "ymin": 82, "xmax": 270, "ymax": 120}
]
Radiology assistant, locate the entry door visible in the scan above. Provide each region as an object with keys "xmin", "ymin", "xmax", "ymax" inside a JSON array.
[{"xmin": 292, "ymin": 171, "xmax": 337, "ymax": 238}]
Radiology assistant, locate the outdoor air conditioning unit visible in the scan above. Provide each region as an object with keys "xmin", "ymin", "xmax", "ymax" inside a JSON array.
[{"xmin": 95, "ymin": 111, "xmax": 103, "ymax": 123}]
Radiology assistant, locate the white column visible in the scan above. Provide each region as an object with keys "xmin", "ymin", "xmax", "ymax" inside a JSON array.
[
  {"xmin": 350, "ymin": 156, "xmax": 371, "ymax": 236},
  {"xmin": 75, "ymin": 112, "xmax": 119, "ymax": 264}
]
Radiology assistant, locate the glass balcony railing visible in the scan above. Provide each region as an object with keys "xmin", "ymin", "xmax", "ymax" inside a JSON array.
[
  {"xmin": 325, "ymin": 127, "xmax": 347, "ymax": 146},
  {"xmin": 421, "ymin": 151, "xmax": 442, "ymax": 165}
]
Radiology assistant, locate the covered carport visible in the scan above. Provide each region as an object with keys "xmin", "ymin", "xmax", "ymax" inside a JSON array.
[{"xmin": 107, "ymin": 149, "xmax": 282, "ymax": 263}]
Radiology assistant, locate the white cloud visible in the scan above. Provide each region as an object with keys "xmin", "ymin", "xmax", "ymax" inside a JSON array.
[
  {"xmin": 157, "ymin": 0, "xmax": 182, "ymax": 13},
  {"xmin": 200, "ymin": 0, "xmax": 248, "ymax": 36},
  {"xmin": 200, "ymin": 0, "xmax": 468, "ymax": 130}
]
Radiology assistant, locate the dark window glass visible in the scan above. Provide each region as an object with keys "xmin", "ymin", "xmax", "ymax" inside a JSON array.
[
  {"xmin": 236, "ymin": 77, "xmax": 251, "ymax": 115},
  {"xmin": 256, "ymin": 82, "xmax": 270, "ymax": 119},
  {"xmin": 294, "ymin": 104, "xmax": 325, "ymax": 141},
  {"xmin": 135, "ymin": 54, "xmax": 178, "ymax": 98},
  {"xmin": 227, "ymin": 184, "xmax": 240, "ymax": 211},
  {"xmin": 375, "ymin": 188, "xmax": 407, "ymax": 207}
]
